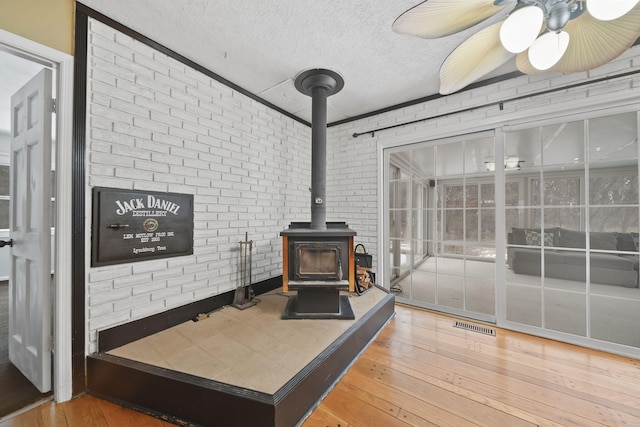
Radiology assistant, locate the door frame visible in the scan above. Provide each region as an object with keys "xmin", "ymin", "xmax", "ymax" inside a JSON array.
[{"xmin": 0, "ymin": 28, "xmax": 74, "ymax": 402}]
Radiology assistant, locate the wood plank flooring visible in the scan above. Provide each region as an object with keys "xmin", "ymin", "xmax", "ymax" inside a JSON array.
[
  {"xmin": 0, "ymin": 395, "xmax": 175, "ymax": 427},
  {"xmin": 0, "ymin": 281, "xmax": 47, "ymax": 418},
  {"xmin": 2, "ymin": 304, "xmax": 640, "ymax": 426}
]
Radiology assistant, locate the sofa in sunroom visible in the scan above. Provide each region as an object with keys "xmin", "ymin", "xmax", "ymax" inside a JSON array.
[{"xmin": 507, "ymin": 227, "xmax": 639, "ymax": 288}]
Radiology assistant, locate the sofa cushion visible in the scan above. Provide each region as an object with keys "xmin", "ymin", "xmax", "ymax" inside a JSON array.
[
  {"xmin": 512, "ymin": 227, "xmax": 559, "ymax": 246},
  {"xmin": 560, "ymin": 251, "xmax": 586, "ymax": 266},
  {"xmin": 616, "ymin": 232, "xmax": 637, "ymax": 252},
  {"xmin": 524, "ymin": 230, "xmax": 555, "ymax": 247},
  {"xmin": 618, "ymin": 254, "xmax": 639, "ymax": 271},
  {"xmin": 590, "ymin": 232, "xmax": 619, "ymax": 251},
  {"xmin": 590, "ymin": 253, "xmax": 635, "ymax": 270},
  {"xmin": 559, "ymin": 228, "xmax": 585, "ymax": 248},
  {"xmin": 559, "ymin": 229, "xmax": 619, "ymax": 251},
  {"xmin": 511, "ymin": 248, "xmax": 565, "ymax": 264},
  {"xmin": 561, "ymin": 252, "xmax": 633, "ymax": 269}
]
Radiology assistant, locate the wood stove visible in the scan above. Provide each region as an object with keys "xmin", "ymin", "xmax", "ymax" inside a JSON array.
[
  {"xmin": 281, "ymin": 222, "xmax": 355, "ymax": 319},
  {"xmin": 285, "ymin": 223, "xmax": 353, "ymax": 284},
  {"xmin": 296, "ymin": 242, "xmax": 342, "ymax": 281},
  {"xmin": 281, "ymin": 69, "xmax": 356, "ymax": 319}
]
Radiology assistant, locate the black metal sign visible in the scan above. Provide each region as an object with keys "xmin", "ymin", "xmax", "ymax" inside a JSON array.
[{"xmin": 91, "ymin": 187, "xmax": 194, "ymax": 266}]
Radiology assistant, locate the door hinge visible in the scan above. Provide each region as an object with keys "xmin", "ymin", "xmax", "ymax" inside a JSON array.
[{"xmin": 51, "ymin": 98, "xmax": 56, "ymax": 114}]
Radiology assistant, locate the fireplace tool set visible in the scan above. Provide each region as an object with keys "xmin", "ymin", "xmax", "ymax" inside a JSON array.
[{"xmin": 232, "ymin": 232, "xmax": 258, "ymax": 310}]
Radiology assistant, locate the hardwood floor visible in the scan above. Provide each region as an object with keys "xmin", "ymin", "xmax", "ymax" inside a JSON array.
[
  {"xmin": 0, "ymin": 395, "xmax": 175, "ymax": 427},
  {"xmin": 2, "ymin": 304, "xmax": 640, "ymax": 426},
  {"xmin": 0, "ymin": 281, "xmax": 48, "ymax": 418},
  {"xmin": 304, "ymin": 305, "xmax": 640, "ymax": 427}
]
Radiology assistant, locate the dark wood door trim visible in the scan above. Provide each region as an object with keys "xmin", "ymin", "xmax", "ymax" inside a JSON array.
[{"xmin": 72, "ymin": 5, "xmax": 89, "ymax": 396}]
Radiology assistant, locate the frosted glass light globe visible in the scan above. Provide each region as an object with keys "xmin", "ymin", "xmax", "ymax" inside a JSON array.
[
  {"xmin": 499, "ymin": 5, "xmax": 544, "ymax": 53},
  {"xmin": 587, "ymin": 0, "xmax": 639, "ymax": 21},
  {"xmin": 528, "ymin": 31, "xmax": 570, "ymax": 71}
]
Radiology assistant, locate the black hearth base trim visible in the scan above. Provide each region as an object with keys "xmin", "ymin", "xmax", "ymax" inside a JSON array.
[
  {"xmin": 87, "ymin": 354, "xmax": 274, "ymax": 426},
  {"xmin": 281, "ymin": 295, "xmax": 355, "ymax": 320},
  {"xmin": 87, "ymin": 292, "xmax": 395, "ymax": 427}
]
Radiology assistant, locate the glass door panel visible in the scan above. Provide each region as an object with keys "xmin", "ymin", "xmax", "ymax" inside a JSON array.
[
  {"xmin": 437, "ymin": 274, "xmax": 464, "ymax": 310},
  {"xmin": 506, "ymin": 284, "xmax": 542, "ymax": 327},
  {"xmin": 544, "ymin": 289, "xmax": 587, "ymax": 336},
  {"xmin": 591, "ymin": 296, "xmax": 640, "ymax": 347},
  {"xmin": 503, "ymin": 111, "xmax": 640, "ymax": 352},
  {"xmin": 587, "ymin": 112, "xmax": 640, "ymax": 350},
  {"xmin": 541, "ymin": 120, "xmax": 585, "ymax": 166},
  {"xmin": 386, "ymin": 133, "xmax": 496, "ymax": 321}
]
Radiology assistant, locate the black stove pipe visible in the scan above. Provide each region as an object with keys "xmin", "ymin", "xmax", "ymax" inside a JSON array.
[
  {"xmin": 310, "ymin": 84, "xmax": 328, "ymax": 230},
  {"xmin": 294, "ymin": 69, "xmax": 344, "ymax": 230}
]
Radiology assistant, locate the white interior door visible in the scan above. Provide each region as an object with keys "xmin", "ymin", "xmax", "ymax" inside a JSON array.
[{"xmin": 8, "ymin": 68, "xmax": 52, "ymax": 393}]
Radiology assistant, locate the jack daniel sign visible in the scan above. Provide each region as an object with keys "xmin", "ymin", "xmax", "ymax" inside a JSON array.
[{"xmin": 91, "ymin": 187, "xmax": 194, "ymax": 266}]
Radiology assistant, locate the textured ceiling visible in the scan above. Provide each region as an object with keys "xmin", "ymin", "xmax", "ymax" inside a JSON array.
[{"xmin": 79, "ymin": 0, "xmax": 517, "ymax": 124}]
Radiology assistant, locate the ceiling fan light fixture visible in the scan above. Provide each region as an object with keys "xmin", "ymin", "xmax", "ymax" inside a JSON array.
[
  {"xmin": 505, "ymin": 157, "xmax": 520, "ymax": 169},
  {"xmin": 499, "ymin": 5, "xmax": 544, "ymax": 53},
  {"xmin": 587, "ymin": 0, "xmax": 640, "ymax": 21},
  {"xmin": 528, "ymin": 30, "xmax": 570, "ymax": 70}
]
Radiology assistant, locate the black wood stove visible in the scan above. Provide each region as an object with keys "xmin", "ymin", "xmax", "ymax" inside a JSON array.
[{"xmin": 281, "ymin": 69, "xmax": 356, "ymax": 320}]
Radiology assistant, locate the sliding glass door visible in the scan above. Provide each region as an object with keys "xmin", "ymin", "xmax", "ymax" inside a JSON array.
[
  {"xmin": 386, "ymin": 132, "xmax": 497, "ymax": 322},
  {"xmin": 384, "ymin": 110, "xmax": 640, "ymax": 355},
  {"xmin": 504, "ymin": 112, "xmax": 640, "ymax": 350}
]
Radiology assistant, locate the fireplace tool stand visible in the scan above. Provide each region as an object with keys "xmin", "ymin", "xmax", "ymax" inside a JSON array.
[{"xmin": 232, "ymin": 232, "xmax": 258, "ymax": 310}]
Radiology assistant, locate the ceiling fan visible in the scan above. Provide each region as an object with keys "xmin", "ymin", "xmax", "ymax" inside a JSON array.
[{"xmin": 393, "ymin": 0, "xmax": 640, "ymax": 94}]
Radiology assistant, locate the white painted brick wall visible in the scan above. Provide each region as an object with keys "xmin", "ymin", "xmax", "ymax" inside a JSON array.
[
  {"xmin": 85, "ymin": 19, "xmax": 311, "ymax": 353},
  {"xmin": 86, "ymin": 17, "xmax": 640, "ymax": 353}
]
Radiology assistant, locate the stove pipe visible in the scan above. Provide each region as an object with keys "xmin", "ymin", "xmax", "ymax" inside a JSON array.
[{"xmin": 294, "ymin": 69, "xmax": 344, "ymax": 231}]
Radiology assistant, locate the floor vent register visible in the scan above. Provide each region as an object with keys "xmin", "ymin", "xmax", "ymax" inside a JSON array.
[{"xmin": 453, "ymin": 320, "xmax": 496, "ymax": 336}]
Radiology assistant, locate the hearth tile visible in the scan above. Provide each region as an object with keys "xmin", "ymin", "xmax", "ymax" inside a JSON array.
[
  {"xmin": 294, "ymin": 320, "xmax": 346, "ymax": 338},
  {"xmin": 248, "ymin": 314, "xmax": 298, "ymax": 339},
  {"xmin": 221, "ymin": 323, "xmax": 275, "ymax": 353},
  {"xmin": 103, "ymin": 287, "xmax": 392, "ymax": 398},
  {"xmin": 279, "ymin": 327, "xmax": 335, "ymax": 354},
  {"xmin": 198, "ymin": 333, "xmax": 256, "ymax": 367},
  {"xmin": 107, "ymin": 338, "xmax": 164, "ymax": 365},
  {"xmin": 259, "ymin": 340, "xmax": 318, "ymax": 373},
  {"xmin": 194, "ymin": 310, "xmax": 238, "ymax": 330},
  {"xmin": 172, "ymin": 312, "xmax": 237, "ymax": 343},
  {"xmin": 144, "ymin": 329, "xmax": 194, "ymax": 359},
  {"xmin": 164, "ymin": 344, "xmax": 229, "ymax": 379},
  {"xmin": 253, "ymin": 294, "xmax": 288, "ymax": 314},
  {"xmin": 219, "ymin": 303, "xmax": 264, "ymax": 321},
  {"xmin": 213, "ymin": 368, "xmax": 258, "ymax": 391},
  {"xmin": 233, "ymin": 352, "xmax": 296, "ymax": 394}
]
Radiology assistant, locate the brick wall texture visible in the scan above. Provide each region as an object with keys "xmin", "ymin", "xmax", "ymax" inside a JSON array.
[
  {"xmin": 85, "ymin": 19, "xmax": 316, "ymax": 351},
  {"xmin": 85, "ymin": 17, "xmax": 640, "ymax": 352}
]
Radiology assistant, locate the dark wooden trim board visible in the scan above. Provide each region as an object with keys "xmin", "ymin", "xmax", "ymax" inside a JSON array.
[
  {"xmin": 72, "ymin": 4, "xmax": 89, "ymax": 396},
  {"xmin": 98, "ymin": 276, "xmax": 282, "ymax": 352},
  {"xmin": 87, "ymin": 291, "xmax": 395, "ymax": 427}
]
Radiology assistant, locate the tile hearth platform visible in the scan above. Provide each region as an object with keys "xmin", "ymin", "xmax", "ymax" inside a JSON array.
[{"xmin": 87, "ymin": 286, "xmax": 394, "ymax": 427}]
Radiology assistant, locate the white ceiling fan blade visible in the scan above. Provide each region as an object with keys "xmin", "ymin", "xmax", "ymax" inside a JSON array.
[
  {"xmin": 393, "ymin": 0, "xmax": 508, "ymax": 39},
  {"xmin": 440, "ymin": 21, "xmax": 514, "ymax": 94},
  {"xmin": 516, "ymin": 3, "xmax": 640, "ymax": 74}
]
